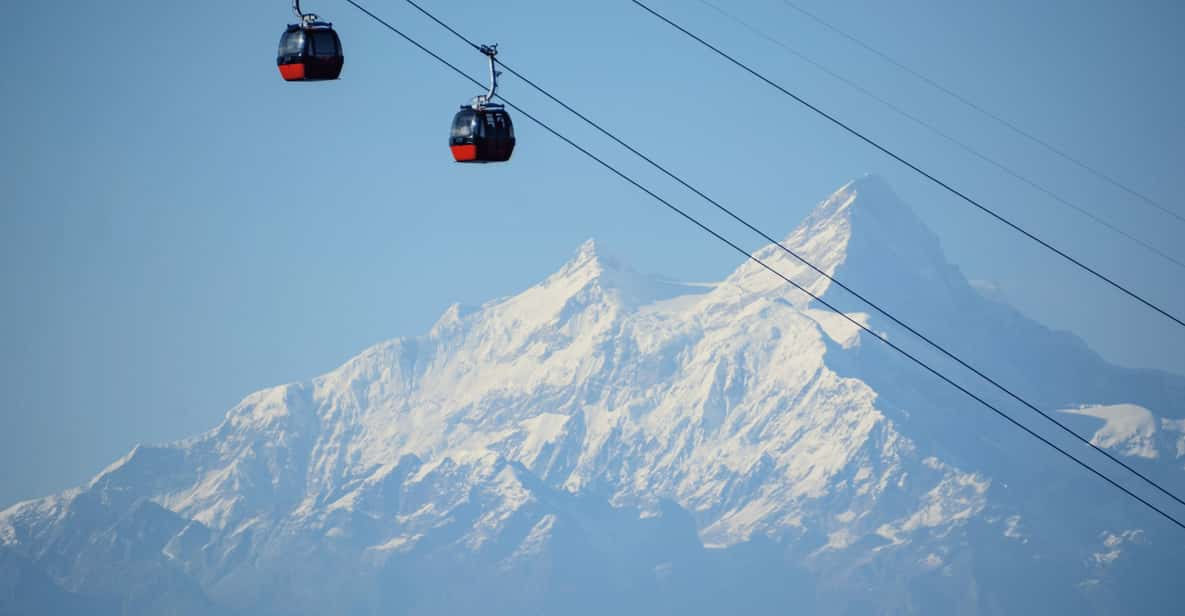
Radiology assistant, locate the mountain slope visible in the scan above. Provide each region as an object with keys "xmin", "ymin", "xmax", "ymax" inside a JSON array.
[{"xmin": 3, "ymin": 177, "xmax": 1183, "ymax": 615}]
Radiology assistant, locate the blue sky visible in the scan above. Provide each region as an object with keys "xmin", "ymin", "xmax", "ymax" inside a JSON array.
[{"xmin": 2, "ymin": 0, "xmax": 1183, "ymax": 507}]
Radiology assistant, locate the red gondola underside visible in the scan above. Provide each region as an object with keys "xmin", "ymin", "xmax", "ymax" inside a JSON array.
[
  {"xmin": 279, "ymin": 63, "xmax": 306, "ymax": 81},
  {"xmin": 450, "ymin": 144, "xmax": 478, "ymax": 162}
]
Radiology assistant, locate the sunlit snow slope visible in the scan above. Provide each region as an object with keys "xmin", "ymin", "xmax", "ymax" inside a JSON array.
[{"xmin": 3, "ymin": 177, "xmax": 1183, "ymax": 616}]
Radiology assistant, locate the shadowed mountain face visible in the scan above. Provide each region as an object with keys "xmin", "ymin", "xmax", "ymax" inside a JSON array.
[{"xmin": 3, "ymin": 177, "xmax": 1183, "ymax": 615}]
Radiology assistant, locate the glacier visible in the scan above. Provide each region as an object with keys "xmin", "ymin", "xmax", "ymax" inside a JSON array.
[{"xmin": 2, "ymin": 176, "xmax": 1183, "ymax": 615}]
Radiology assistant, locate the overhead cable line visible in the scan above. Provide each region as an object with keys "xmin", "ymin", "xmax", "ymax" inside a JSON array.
[
  {"xmin": 400, "ymin": 0, "xmax": 1185, "ymax": 514},
  {"xmin": 777, "ymin": 0, "xmax": 1185, "ymax": 227},
  {"xmin": 631, "ymin": 0, "xmax": 1185, "ymax": 331},
  {"xmin": 697, "ymin": 0, "xmax": 1185, "ymax": 273},
  {"xmin": 343, "ymin": 0, "xmax": 1185, "ymax": 532}
]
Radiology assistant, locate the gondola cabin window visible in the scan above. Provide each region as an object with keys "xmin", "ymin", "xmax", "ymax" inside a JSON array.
[
  {"xmin": 280, "ymin": 30, "xmax": 306, "ymax": 57},
  {"xmin": 311, "ymin": 30, "xmax": 339, "ymax": 57}
]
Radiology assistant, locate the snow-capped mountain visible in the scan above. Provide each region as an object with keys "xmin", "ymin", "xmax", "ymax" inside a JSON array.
[{"xmin": 3, "ymin": 176, "xmax": 1183, "ymax": 615}]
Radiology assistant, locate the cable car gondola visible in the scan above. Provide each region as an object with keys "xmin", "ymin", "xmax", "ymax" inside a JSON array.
[
  {"xmin": 277, "ymin": 1, "xmax": 343, "ymax": 82},
  {"xmin": 450, "ymin": 45, "xmax": 515, "ymax": 163}
]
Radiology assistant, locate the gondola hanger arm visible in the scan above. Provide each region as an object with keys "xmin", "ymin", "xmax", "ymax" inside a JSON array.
[
  {"xmin": 292, "ymin": 0, "xmax": 319, "ymax": 25},
  {"xmin": 477, "ymin": 44, "xmax": 501, "ymax": 108}
]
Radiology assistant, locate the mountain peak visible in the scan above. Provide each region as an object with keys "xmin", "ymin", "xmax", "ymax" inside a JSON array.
[
  {"xmin": 846, "ymin": 173, "xmax": 898, "ymax": 202},
  {"xmin": 541, "ymin": 238, "xmax": 649, "ymax": 301},
  {"xmin": 717, "ymin": 175, "xmax": 952, "ymax": 308},
  {"xmin": 575, "ymin": 237, "xmax": 600, "ymax": 260},
  {"xmin": 811, "ymin": 176, "xmax": 961, "ymax": 305},
  {"xmin": 553, "ymin": 238, "xmax": 624, "ymax": 280},
  {"xmin": 460, "ymin": 238, "xmax": 705, "ymax": 340},
  {"xmin": 790, "ymin": 174, "xmax": 917, "ymax": 244}
]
